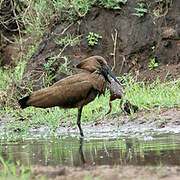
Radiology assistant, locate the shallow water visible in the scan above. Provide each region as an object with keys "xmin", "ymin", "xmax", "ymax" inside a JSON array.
[{"xmin": 0, "ymin": 133, "xmax": 180, "ymax": 167}]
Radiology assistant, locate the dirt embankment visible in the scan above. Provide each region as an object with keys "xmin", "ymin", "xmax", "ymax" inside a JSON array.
[
  {"xmin": 32, "ymin": 1, "xmax": 180, "ymax": 87},
  {"xmin": 27, "ymin": 0, "xmax": 180, "ymax": 90},
  {"xmin": 31, "ymin": 165, "xmax": 180, "ymax": 180},
  {"xmin": 1, "ymin": 0, "xmax": 179, "ymax": 91}
]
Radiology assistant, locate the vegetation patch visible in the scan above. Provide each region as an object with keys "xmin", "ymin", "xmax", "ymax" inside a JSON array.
[
  {"xmin": 148, "ymin": 58, "xmax": 159, "ymax": 70},
  {"xmin": 0, "ymin": 61, "xmax": 179, "ymax": 139},
  {"xmin": 87, "ymin": 32, "xmax": 102, "ymax": 46},
  {"xmin": 99, "ymin": 0, "xmax": 127, "ymax": 9},
  {"xmin": 133, "ymin": 2, "xmax": 148, "ymax": 17},
  {"xmin": 0, "ymin": 61, "xmax": 31, "ymax": 109},
  {"xmin": 0, "ymin": 156, "xmax": 33, "ymax": 180}
]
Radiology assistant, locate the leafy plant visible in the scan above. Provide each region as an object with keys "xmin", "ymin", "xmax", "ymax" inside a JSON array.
[
  {"xmin": 55, "ymin": 34, "xmax": 79, "ymax": 47},
  {"xmin": 154, "ymin": 0, "xmax": 171, "ymax": 3},
  {"xmin": 43, "ymin": 56, "xmax": 72, "ymax": 87},
  {"xmin": 52, "ymin": 0, "xmax": 95, "ymax": 20},
  {"xmin": 133, "ymin": 2, "xmax": 147, "ymax": 17},
  {"xmin": 148, "ymin": 58, "xmax": 159, "ymax": 70},
  {"xmin": 100, "ymin": 0, "xmax": 127, "ymax": 10},
  {"xmin": 43, "ymin": 57, "xmax": 57, "ymax": 87},
  {"xmin": 87, "ymin": 32, "xmax": 102, "ymax": 46},
  {"xmin": 58, "ymin": 56, "xmax": 72, "ymax": 76},
  {"xmin": 152, "ymin": 46, "xmax": 155, "ymax": 51},
  {"xmin": 44, "ymin": 58, "xmax": 56, "ymax": 72}
]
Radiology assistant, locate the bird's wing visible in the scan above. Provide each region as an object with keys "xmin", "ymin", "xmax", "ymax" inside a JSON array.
[
  {"xmin": 26, "ymin": 77, "xmax": 94, "ymax": 108},
  {"xmin": 52, "ymin": 73, "xmax": 90, "ymax": 87}
]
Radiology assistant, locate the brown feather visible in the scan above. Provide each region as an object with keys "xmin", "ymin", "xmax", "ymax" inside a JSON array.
[
  {"xmin": 25, "ymin": 72, "xmax": 106, "ymax": 109},
  {"xmin": 76, "ymin": 56, "xmax": 107, "ymax": 72}
]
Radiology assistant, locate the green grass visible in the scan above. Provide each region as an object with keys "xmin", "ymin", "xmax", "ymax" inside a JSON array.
[
  {"xmin": 0, "ymin": 62, "xmax": 180, "ymax": 138},
  {"xmin": 0, "ymin": 61, "xmax": 30, "ymax": 109},
  {"xmin": 99, "ymin": 0, "xmax": 127, "ymax": 10},
  {"xmin": 0, "ymin": 156, "xmax": 34, "ymax": 180},
  {"xmin": 124, "ymin": 76, "xmax": 180, "ymax": 109}
]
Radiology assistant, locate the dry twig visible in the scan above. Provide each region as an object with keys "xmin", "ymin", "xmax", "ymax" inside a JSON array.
[
  {"xmin": 111, "ymin": 29, "xmax": 118, "ymax": 71},
  {"xmin": 119, "ymin": 55, "xmax": 126, "ymax": 74}
]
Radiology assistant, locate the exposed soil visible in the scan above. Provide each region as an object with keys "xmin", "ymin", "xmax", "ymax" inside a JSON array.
[
  {"xmin": 31, "ymin": 165, "xmax": 180, "ymax": 180},
  {"xmin": 30, "ymin": 0, "xmax": 180, "ymax": 88},
  {"xmin": 1, "ymin": 0, "xmax": 179, "ymax": 90},
  {"xmin": 1, "ymin": 108, "xmax": 179, "ymax": 139},
  {"xmin": 54, "ymin": 107, "xmax": 180, "ymax": 137},
  {"xmin": 26, "ymin": 0, "xmax": 179, "ymax": 90},
  {"xmin": 0, "ymin": 106, "xmax": 180, "ymax": 180}
]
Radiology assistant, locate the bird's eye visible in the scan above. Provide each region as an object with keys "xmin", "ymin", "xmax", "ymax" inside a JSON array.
[{"xmin": 97, "ymin": 59, "xmax": 104, "ymax": 66}]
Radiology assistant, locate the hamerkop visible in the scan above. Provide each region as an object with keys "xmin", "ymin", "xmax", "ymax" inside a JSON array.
[{"xmin": 18, "ymin": 56, "xmax": 120, "ymax": 137}]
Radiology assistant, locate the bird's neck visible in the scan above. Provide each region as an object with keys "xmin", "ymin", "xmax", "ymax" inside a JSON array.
[{"xmin": 96, "ymin": 69, "xmax": 110, "ymax": 83}]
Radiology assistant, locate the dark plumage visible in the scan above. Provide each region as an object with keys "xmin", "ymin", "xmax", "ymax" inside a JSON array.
[
  {"xmin": 19, "ymin": 95, "xmax": 30, "ymax": 109},
  {"xmin": 19, "ymin": 56, "xmax": 120, "ymax": 136}
]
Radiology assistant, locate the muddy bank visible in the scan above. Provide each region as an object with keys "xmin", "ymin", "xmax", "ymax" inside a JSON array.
[
  {"xmin": 1, "ymin": 108, "xmax": 179, "ymax": 138},
  {"xmin": 16, "ymin": 0, "xmax": 180, "ymax": 90},
  {"xmin": 53, "ymin": 108, "xmax": 180, "ymax": 138},
  {"xmin": 31, "ymin": 165, "xmax": 180, "ymax": 180},
  {"xmin": 0, "ymin": 108, "xmax": 180, "ymax": 179}
]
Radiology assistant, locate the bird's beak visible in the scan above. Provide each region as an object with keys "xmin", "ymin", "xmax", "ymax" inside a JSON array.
[{"xmin": 105, "ymin": 65, "xmax": 120, "ymax": 85}]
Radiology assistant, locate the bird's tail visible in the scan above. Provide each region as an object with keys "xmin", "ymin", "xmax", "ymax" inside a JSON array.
[{"xmin": 18, "ymin": 96, "xmax": 30, "ymax": 109}]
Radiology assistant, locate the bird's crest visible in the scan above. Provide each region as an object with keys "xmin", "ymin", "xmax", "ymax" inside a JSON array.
[{"xmin": 76, "ymin": 56, "xmax": 107, "ymax": 72}]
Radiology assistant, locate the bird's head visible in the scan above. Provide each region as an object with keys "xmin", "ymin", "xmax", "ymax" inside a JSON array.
[{"xmin": 76, "ymin": 56, "xmax": 120, "ymax": 84}]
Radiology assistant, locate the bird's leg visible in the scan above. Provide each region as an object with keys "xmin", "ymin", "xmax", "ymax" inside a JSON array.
[
  {"xmin": 79, "ymin": 137, "xmax": 86, "ymax": 164},
  {"xmin": 77, "ymin": 106, "xmax": 84, "ymax": 137},
  {"xmin": 120, "ymin": 99, "xmax": 126, "ymax": 114},
  {"xmin": 119, "ymin": 99, "xmax": 123, "ymax": 112},
  {"xmin": 106, "ymin": 100, "xmax": 112, "ymax": 115}
]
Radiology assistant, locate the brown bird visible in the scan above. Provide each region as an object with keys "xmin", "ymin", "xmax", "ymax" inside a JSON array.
[
  {"xmin": 18, "ymin": 56, "xmax": 120, "ymax": 137},
  {"xmin": 106, "ymin": 79, "xmax": 138, "ymax": 115}
]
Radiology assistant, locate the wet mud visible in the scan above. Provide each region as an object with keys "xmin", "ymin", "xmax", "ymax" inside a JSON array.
[
  {"xmin": 0, "ymin": 108, "xmax": 180, "ymax": 179},
  {"xmin": 32, "ymin": 165, "xmax": 180, "ymax": 180},
  {"xmin": 54, "ymin": 108, "xmax": 180, "ymax": 137}
]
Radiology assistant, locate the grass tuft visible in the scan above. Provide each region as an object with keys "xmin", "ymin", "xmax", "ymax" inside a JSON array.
[
  {"xmin": 0, "ymin": 156, "xmax": 33, "ymax": 180},
  {"xmin": 0, "ymin": 61, "xmax": 31, "ymax": 109}
]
